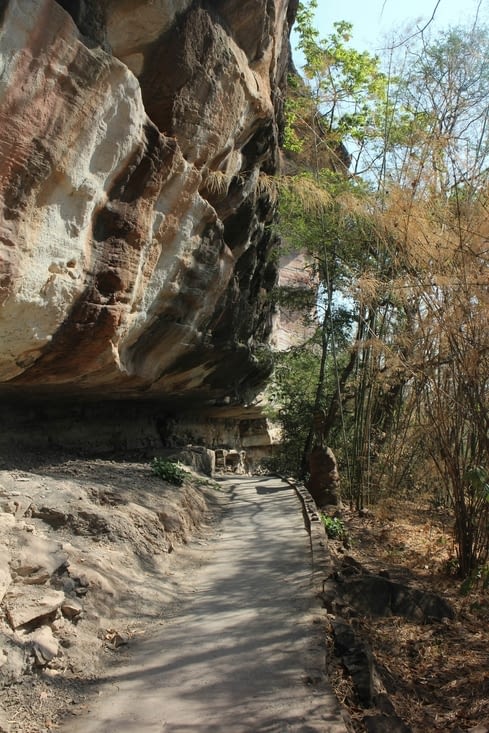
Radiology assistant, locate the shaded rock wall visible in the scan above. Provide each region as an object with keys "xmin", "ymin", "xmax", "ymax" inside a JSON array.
[
  {"xmin": 0, "ymin": 0, "xmax": 295, "ymax": 405},
  {"xmin": 0, "ymin": 399, "xmax": 278, "ymax": 468}
]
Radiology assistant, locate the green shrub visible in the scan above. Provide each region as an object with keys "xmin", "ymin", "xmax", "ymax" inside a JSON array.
[
  {"xmin": 151, "ymin": 458, "xmax": 186, "ymax": 486},
  {"xmin": 320, "ymin": 514, "xmax": 347, "ymax": 541}
]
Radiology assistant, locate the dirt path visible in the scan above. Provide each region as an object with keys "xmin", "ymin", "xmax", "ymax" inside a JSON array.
[{"xmin": 60, "ymin": 475, "xmax": 347, "ymax": 733}]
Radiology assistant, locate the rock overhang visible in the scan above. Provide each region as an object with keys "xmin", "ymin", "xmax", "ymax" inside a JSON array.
[{"xmin": 0, "ymin": 0, "xmax": 295, "ymax": 404}]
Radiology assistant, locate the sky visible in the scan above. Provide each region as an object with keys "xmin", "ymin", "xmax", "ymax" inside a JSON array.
[{"xmin": 297, "ymin": 0, "xmax": 489, "ymax": 55}]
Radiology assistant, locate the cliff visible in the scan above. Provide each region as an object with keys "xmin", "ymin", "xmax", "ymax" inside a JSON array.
[{"xmin": 0, "ymin": 0, "xmax": 297, "ymax": 406}]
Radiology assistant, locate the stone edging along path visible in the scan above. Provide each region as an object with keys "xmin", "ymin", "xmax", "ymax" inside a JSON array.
[{"xmin": 291, "ymin": 480, "xmax": 336, "ymax": 580}]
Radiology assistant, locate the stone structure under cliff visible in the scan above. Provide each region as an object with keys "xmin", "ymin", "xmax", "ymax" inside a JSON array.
[{"xmin": 0, "ymin": 0, "xmax": 297, "ymax": 412}]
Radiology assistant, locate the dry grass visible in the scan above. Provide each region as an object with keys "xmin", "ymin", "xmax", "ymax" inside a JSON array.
[
  {"xmin": 203, "ymin": 170, "xmax": 232, "ymax": 196},
  {"xmin": 278, "ymin": 175, "xmax": 332, "ymax": 213},
  {"xmin": 329, "ymin": 498, "xmax": 489, "ymax": 732}
]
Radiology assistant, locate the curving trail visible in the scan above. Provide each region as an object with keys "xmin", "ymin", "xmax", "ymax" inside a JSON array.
[{"xmin": 62, "ymin": 476, "xmax": 348, "ymax": 733}]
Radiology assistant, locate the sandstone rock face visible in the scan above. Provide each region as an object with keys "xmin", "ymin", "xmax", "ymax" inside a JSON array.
[
  {"xmin": 0, "ymin": 0, "xmax": 294, "ymax": 403},
  {"xmin": 271, "ymin": 251, "xmax": 317, "ymax": 351}
]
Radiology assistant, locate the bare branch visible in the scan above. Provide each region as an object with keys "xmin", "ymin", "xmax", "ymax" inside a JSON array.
[{"xmin": 389, "ymin": 0, "xmax": 442, "ymax": 50}]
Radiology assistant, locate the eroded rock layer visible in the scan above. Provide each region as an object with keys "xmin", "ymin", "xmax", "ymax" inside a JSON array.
[{"xmin": 0, "ymin": 0, "xmax": 294, "ymax": 403}]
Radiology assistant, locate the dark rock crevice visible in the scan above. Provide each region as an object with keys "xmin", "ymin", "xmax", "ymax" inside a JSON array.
[
  {"xmin": 138, "ymin": 6, "xmax": 225, "ymax": 141},
  {"xmin": 54, "ymin": 0, "xmax": 109, "ymax": 49},
  {"xmin": 204, "ymin": 0, "xmax": 274, "ymax": 64}
]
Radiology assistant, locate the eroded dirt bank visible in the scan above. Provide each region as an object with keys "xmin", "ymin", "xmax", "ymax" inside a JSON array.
[{"xmin": 0, "ymin": 452, "xmax": 228, "ymax": 732}]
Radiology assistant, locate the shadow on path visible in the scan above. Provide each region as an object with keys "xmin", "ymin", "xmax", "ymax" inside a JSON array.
[{"xmin": 61, "ymin": 476, "xmax": 347, "ymax": 733}]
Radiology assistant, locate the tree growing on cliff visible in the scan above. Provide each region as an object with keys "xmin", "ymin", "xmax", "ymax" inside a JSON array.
[{"xmin": 290, "ymin": 1, "xmax": 390, "ymax": 175}]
